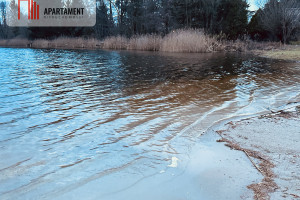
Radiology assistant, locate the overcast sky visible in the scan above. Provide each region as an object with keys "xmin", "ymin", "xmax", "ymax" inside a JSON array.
[{"xmin": 248, "ymin": 0, "xmax": 259, "ymax": 11}]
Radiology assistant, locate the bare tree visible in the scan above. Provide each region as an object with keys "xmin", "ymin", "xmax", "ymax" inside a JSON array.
[
  {"xmin": 280, "ymin": 0, "xmax": 300, "ymax": 44},
  {"xmin": 0, "ymin": 1, "xmax": 7, "ymax": 38},
  {"xmin": 259, "ymin": 0, "xmax": 300, "ymax": 44}
]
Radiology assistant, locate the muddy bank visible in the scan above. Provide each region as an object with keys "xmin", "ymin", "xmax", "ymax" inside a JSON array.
[{"xmin": 215, "ymin": 105, "xmax": 300, "ymax": 199}]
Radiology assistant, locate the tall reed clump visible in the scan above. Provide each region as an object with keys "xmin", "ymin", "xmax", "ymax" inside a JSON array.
[
  {"xmin": 103, "ymin": 36, "xmax": 128, "ymax": 50},
  {"xmin": 32, "ymin": 39, "xmax": 49, "ymax": 48},
  {"xmin": 160, "ymin": 29, "xmax": 224, "ymax": 53},
  {"xmin": 102, "ymin": 29, "xmax": 223, "ymax": 52},
  {"xmin": 127, "ymin": 34, "xmax": 162, "ymax": 51}
]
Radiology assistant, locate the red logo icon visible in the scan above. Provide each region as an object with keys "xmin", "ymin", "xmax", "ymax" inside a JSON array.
[{"xmin": 18, "ymin": 0, "xmax": 39, "ymax": 20}]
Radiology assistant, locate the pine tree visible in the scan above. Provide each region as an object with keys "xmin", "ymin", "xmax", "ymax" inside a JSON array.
[
  {"xmin": 95, "ymin": 0, "xmax": 111, "ymax": 38},
  {"xmin": 216, "ymin": 0, "xmax": 248, "ymax": 39}
]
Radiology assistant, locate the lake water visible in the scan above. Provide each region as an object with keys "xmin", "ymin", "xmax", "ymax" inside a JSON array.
[{"xmin": 0, "ymin": 48, "xmax": 299, "ymax": 199}]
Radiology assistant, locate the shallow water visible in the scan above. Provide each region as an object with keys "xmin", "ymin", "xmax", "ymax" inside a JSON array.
[{"xmin": 0, "ymin": 48, "xmax": 299, "ymax": 199}]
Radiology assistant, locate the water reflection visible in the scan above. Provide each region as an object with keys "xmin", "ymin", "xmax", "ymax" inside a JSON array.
[{"xmin": 0, "ymin": 48, "xmax": 299, "ymax": 199}]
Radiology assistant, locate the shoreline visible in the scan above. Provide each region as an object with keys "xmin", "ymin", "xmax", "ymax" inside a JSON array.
[
  {"xmin": 1, "ymin": 38, "xmax": 299, "ymax": 62},
  {"xmin": 1, "ymin": 29, "xmax": 296, "ymax": 57},
  {"xmin": 0, "ymin": 43, "xmax": 299, "ymax": 199},
  {"xmin": 212, "ymin": 104, "xmax": 300, "ymax": 199},
  {"xmin": 252, "ymin": 46, "xmax": 300, "ymax": 61}
]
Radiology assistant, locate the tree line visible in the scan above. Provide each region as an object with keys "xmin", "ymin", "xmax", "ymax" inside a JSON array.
[
  {"xmin": 249, "ymin": 0, "xmax": 299, "ymax": 44},
  {"xmin": 0, "ymin": 0, "xmax": 299, "ymax": 43}
]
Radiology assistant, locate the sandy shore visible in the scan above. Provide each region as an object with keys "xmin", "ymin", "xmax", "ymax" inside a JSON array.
[{"xmin": 215, "ymin": 104, "xmax": 300, "ymax": 199}]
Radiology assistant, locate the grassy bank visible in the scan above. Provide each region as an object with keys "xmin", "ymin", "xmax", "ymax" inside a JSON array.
[
  {"xmin": 0, "ymin": 29, "xmax": 290, "ymax": 55},
  {"xmin": 253, "ymin": 46, "xmax": 300, "ymax": 61}
]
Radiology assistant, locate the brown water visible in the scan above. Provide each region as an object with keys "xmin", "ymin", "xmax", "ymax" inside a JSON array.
[{"xmin": 0, "ymin": 48, "xmax": 299, "ymax": 199}]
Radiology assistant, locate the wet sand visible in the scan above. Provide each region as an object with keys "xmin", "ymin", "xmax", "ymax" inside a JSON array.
[
  {"xmin": 214, "ymin": 104, "xmax": 300, "ymax": 199},
  {"xmin": 54, "ymin": 130, "xmax": 262, "ymax": 200}
]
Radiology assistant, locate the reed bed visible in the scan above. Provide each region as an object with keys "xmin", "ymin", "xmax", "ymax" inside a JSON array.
[
  {"xmin": 102, "ymin": 36, "xmax": 128, "ymax": 50},
  {"xmin": 0, "ymin": 38, "xmax": 30, "ymax": 47},
  {"xmin": 103, "ymin": 35, "xmax": 162, "ymax": 51},
  {"xmin": 0, "ymin": 29, "xmax": 286, "ymax": 52},
  {"xmin": 32, "ymin": 37, "xmax": 102, "ymax": 49},
  {"xmin": 160, "ymin": 29, "xmax": 223, "ymax": 52},
  {"xmin": 32, "ymin": 39, "xmax": 49, "ymax": 48},
  {"xmin": 102, "ymin": 29, "xmax": 223, "ymax": 52},
  {"xmin": 127, "ymin": 34, "xmax": 162, "ymax": 51}
]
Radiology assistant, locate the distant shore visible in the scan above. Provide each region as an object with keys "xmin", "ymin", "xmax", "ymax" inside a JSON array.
[
  {"xmin": 1, "ymin": 30, "xmax": 299, "ymax": 63},
  {"xmin": 253, "ymin": 46, "xmax": 300, "ymax": 61},
  {"xmin": 2, "ymin": 29, "xmax": 297, "ymax": 58}
]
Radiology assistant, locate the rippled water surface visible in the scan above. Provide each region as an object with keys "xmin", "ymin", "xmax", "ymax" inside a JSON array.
[{"xmin": 0, "ymin": 48, "xmax": 299, "ymax": 199}]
